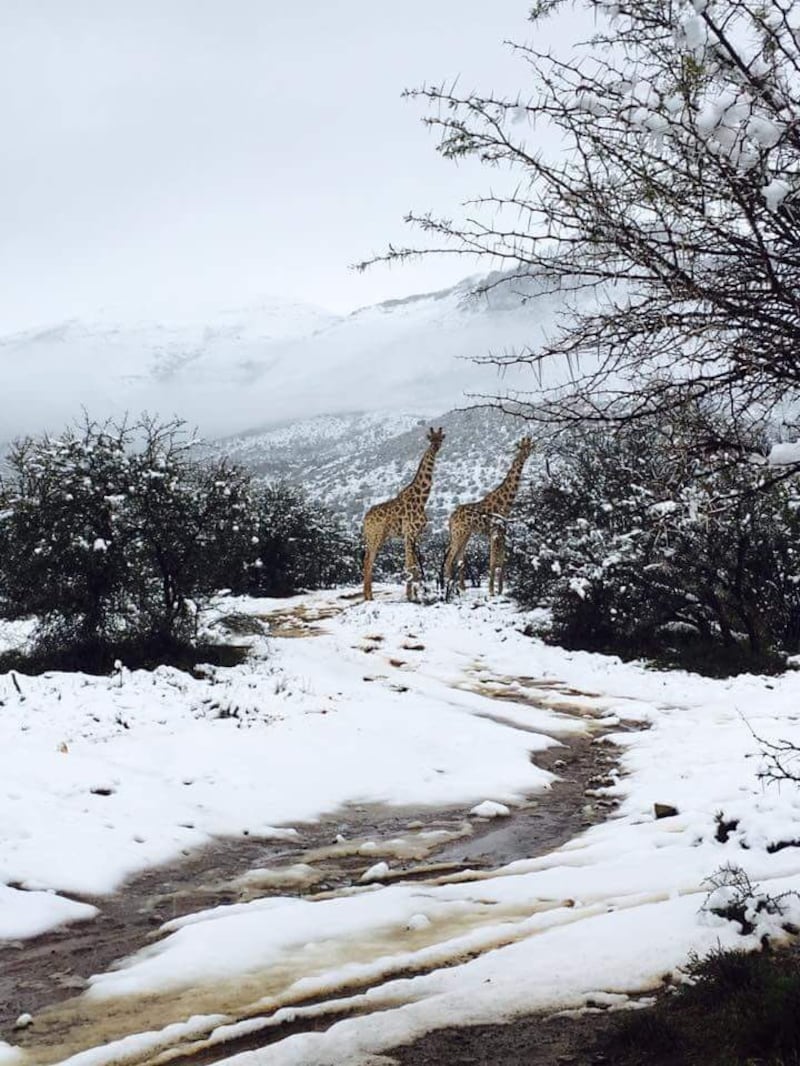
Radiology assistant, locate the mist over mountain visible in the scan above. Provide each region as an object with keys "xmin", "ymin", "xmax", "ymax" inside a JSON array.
[{"xmin": 1, "ymin": 271, "xmax": 574, "ymax": 444}]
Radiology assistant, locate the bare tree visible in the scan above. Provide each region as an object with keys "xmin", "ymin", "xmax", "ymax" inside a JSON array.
[{"xmin": 361, "ymin": 0, "xmax": 800, "ymax": 447}]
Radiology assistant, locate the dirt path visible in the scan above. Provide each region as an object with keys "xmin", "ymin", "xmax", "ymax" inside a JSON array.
[
  {"xmin": 388, "ymin": 1008, "xmax": 618, "ymax": 1066},
  {"xmin": 1, "ymin": 598, "xmax": 637, "ymax": 1066},
  {"xmin": 2, "ymin": 731, "xmax": 623, "ymax": 1064}
]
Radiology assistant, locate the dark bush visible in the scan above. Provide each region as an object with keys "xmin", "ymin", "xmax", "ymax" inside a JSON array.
[
  {"xmin": 240, "ymin": 482, "xmax": 359, "ymax": 597},
  {"xmin": 510, "ymin": 410, "xmax": 800, "ymax": 674},
  {"xmin": 0, "ymin": 417, "xmax": 358, "ymax": 671},
  {"xmin": 0, "ymin": 417, "xmax": 260, "ymax": 668},
  {"xmin": 609, "ymin": 946, "xmax": 800, "ymax": 1066}
]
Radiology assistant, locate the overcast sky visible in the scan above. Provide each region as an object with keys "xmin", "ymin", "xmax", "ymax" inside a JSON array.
[{"xmin": 0, "ymin": 1, "xmax": 579, "ymax": 331}]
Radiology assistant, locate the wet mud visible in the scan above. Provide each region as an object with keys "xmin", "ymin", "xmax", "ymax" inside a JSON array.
[
  {"xmin": 389, "ymin": 1008, "xmax": 619, "ymax": 1066},
  {"xmin": 1, "ymin": 726, "xmax": 624, "ymax": 1066},
  {"xmin": 1, "ymin": 602, "xmax": 637, "ymax": 1066},
  {"xmin": 0, "ymin": 806, "xmax": 467, "ymax": 1037}
]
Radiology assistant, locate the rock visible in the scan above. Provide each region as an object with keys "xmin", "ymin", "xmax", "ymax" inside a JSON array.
[
  {"xmin": 14, "ymin": 1013, "xmax": 33, "ymax": 1030},
  {"xmin": 654, "ymin": 803, "xmax": 679, "ymax": 819}
]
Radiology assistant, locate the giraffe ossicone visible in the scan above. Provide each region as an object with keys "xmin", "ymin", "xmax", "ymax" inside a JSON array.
[
  {"xmin": 362, "ymin": 426, "xmax": 446, "ymax": 602},
  {"xmin": 444, "ymin": 435, "xmax": 534, "ymax": 597}
]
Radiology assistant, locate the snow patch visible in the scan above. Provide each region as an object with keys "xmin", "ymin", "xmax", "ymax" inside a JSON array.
[{"xmin": 469, "ymin": 800, "xmax": 512, "ymax": 819}]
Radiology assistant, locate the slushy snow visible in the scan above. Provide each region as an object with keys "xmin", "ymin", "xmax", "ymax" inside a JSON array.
[{"xmin": 2, "ymin": 587, "xmax": 800, "ymax": 1066}]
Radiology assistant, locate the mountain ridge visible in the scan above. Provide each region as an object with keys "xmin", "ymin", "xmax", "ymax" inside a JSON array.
[
  {"xmin": 0, "ymin": 268, "xmax": 574, "ymax": 444},
  {"xmin": 214, "ymin": 406, "xmax": 542, "ymax": 529}
]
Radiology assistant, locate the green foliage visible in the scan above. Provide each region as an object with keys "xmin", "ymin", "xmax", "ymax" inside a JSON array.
[
  {"xmin": 242, "ymin": 482, "xmax": 359, "ymax": 597},
  {"xmin": 0, "ymin": 417, "xmax": 258, "ymax": 667}
]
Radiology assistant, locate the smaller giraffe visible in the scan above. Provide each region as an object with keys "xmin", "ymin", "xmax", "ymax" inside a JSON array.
[
  {"xmin": 444, "ymin": 436, "xmax": 534, "ymax": 597},
  {"xmin": 363, "ymin": 427, "xmax": 446, "ymax": 602}
]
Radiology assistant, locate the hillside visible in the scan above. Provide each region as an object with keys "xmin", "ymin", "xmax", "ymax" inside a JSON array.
[{"xmin": 216, "ymin": 406, "xmax": 543, "ymax": 527}]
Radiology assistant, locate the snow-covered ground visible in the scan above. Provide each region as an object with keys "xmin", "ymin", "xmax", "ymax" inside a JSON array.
[{"xmin": 2, "ymin": 589, "xmax": 800, "ymax": 1066}]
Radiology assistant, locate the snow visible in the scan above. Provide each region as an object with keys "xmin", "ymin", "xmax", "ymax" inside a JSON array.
[
  {"xmin": 764, "ymin": 177, "xmax": 792, "ymax": 211},
  {"xmin": 769, "ymin": 440, "xmax": 800, "ymax": 464},
  {"xmin": 4, "ymin": 589, "xmax": 800, "ymax": 1066},
  {"xmin": 0, "ymin": 592, "xmax": 571, "ymax": 934},
  {"xmin": 679, "ymin": 13, "xmax": 710, "ymax": 52},
  {"xmin": 0, "ymin": 884, "xmax": 96, "ymax": 940},
  {"xmin": 360, "ymin": 861, "xmax": 391, "ymax": 883},
  {"xmin": 469, "ymin": 800, "xmax": 511, "ymax": 818}
]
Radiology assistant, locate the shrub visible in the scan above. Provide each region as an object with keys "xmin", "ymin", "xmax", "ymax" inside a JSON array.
[
  {"xmin": 0, "ymin": 417, "xmax": 357, "ymax": 671},
  {"xmin": 0, "ymin": 417, "xmax": 260, "ymax": 669},
  {"xmin": 241, "ymin": 482, "xmax": 359, "ymax": 597},
  {"xmin": 609, "ymin": 946, "xmax": 800, "ymax": 1066},
  {"xmin": 510, "ymin": 410, "xmax": 800, "ymax": 673}
]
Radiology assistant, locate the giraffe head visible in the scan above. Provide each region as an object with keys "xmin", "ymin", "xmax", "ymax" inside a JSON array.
[
  {"xmin": 516, "ymin": 436, "xmax": 534, "ymax": 461},
  {"xmin": 427, "ymin": 427, "xmax": 446, "ymax": 452}
]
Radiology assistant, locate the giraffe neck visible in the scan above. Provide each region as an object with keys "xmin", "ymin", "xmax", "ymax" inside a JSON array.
[
  {"xmin": 402, "ymin": 443, "xmax": 438, "ymax": 505},
  {"xmin": 481, "ymin": 453, "xmax": 527, "ymax": 515}
]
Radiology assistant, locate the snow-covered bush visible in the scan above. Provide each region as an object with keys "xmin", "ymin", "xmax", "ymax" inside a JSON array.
[
  {"xmin": 241, "ymin": 482, "xmax": 359, "ymax": 597},
  {"xmin": 511, "ymin": 412, "xmax": 800, "ymax": 672},
  {"xmin": 0, "ymin": 418, "xmax": 357, "ymax": 670},
  {"xmin": 0, "ymin": 418, "xmax": 259, "ymax": 668},
  {"xmin": 701, "ymin": 863, "xmax": 797, "ymax": 938}
]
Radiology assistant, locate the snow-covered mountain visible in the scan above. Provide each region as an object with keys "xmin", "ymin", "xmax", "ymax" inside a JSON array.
[
  {"xmin": 1, "ymin": 298, "xmax": 339, "ymax": 443},
  {"xmin": 216, "ymin": 406, "xmax": 543, "ymax": 527},
  {"xmin": 0, "ymin": 272, "xmax": 573, "ymax": 444}
]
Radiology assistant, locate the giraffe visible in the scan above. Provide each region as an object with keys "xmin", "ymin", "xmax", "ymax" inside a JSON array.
[
  {"xmin": 444, "ymin": 436, "xmax": 534, "ymax": 597},
  {"xmin": 362, "ymin": 427, "xmax": 446, "ymax": 602}
]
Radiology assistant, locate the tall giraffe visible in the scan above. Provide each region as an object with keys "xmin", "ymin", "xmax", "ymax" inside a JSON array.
[
  {"xmin": 444, "ymin": 436, "xmax": 534, "ymax": 597},
  {"xmin": 363, "ymin": 427, "xmax": 446, "ymax": 602}
]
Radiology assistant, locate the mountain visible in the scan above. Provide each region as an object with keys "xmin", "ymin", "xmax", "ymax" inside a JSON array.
[
  {"xmin": 216, "ymin": 406, "xmax": 542, "ymax": 528},
  {"xmin": 0, "ymin": 271, "xmax": 575, "ymax": 444}
]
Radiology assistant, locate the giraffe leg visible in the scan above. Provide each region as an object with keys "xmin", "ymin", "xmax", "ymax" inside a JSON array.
[
  {"xmin": 363, "ymin": 546, "xmax": 375, "ymax": 601},
  {"xmin": 443, "ymin": 537, "xmax": 458, "ymax": 586},
  {"xmin": 488, "ymin": 532, "xmax": 499, "ymax": 597},
  {"xmin": 404, "ymin": 536, "xmax": 421, "ymax": 602},
  {"xmin": 495, "ymin": 533, "xmax": 507, "ymax": 596},
  {"xmin": 458, "ymin": 535, "xmax": 470, "ymax": 591},
  {"xmin": 445, "ymin": 530, "xmax": 470, "ymax": 595},
  {"xmin": 363, "ymin": 524, "xmax": 386, "ymax": 601}
]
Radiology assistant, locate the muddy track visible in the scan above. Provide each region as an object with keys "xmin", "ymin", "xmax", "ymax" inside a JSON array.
[
  {"xmin": 0, "ymin": 805, "xmax": 464, "ymax": 1036},
  {"xmin": 133, "ymin": 739, "xmax": 626, "ymax": 1066},
  {"xmin": 1, "ymin": 593, "xmax": 636, "ymax": 1066},
  {"xmin": 1, "ymin": 729, "xmax": 623, "ymax": 1065},
  {"xmin": 389, "ymin": 1007, "xmax": 619, "ymax": 1066}
]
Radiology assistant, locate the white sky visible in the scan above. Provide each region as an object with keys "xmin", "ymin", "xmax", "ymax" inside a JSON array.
[{"xmin": 0, "ymin": 1, "xmax": 578, "ymax": 331}]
